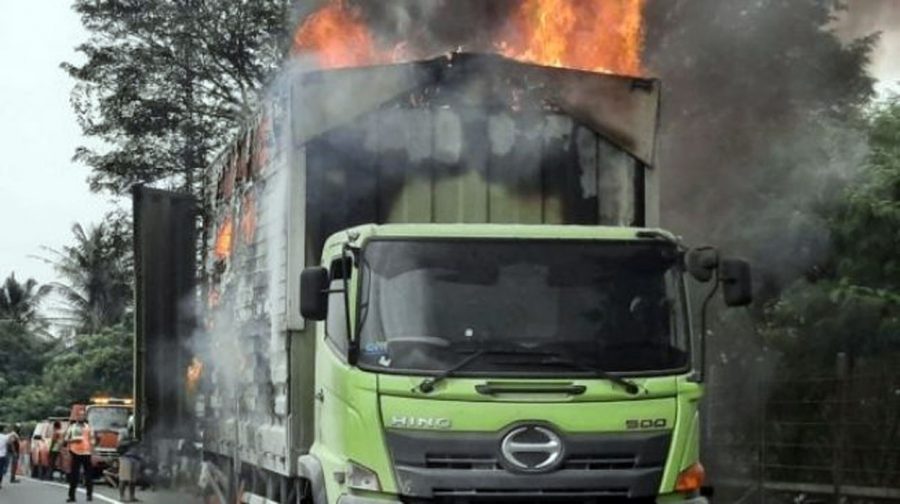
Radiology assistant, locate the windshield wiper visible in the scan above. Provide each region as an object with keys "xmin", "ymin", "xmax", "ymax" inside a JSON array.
[
  {"xmin": 415, "ymin": 349, "xmax": 641, "ymax": 395},
  {"xmin": 416, "ymin": 349, "xmax": 517, "ymax": 393},
  {"xmin": 539, "ymin": 354, "xmax": 641, "ymax": 395}
]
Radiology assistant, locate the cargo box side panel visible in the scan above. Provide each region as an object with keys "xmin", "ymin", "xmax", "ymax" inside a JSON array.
[
  {"xmin": 200, "ymin": 91, "xmax": 304, "ymax": 476},
  {"xmin": 133, "ymin": 186, "xmax": 197, "ymax": 441}
]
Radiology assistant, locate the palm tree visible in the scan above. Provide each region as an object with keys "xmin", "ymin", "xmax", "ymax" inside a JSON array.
[
  {"xmin": 0, "ymin": 273, "xmax": 46, "ymax": 330},
  {"xmin": 41, "ymin": 218, "xmax": 132, "ymax": 334}
]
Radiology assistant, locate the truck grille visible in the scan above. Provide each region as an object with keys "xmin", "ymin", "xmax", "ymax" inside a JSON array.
[
  {"xmin": 433, "ymin": 487, "xmax": 631, "ymax": 497},
  {"xmin": 425, "ymin": 455, "xmax": 638, "ymax": 472},
  {"xmin": 425, "ymin": 455, "xmax": 499, "ymax": 470},
  {"xmin": 386, "ymin": 429, "xmax": 671, "ymax": 501}
]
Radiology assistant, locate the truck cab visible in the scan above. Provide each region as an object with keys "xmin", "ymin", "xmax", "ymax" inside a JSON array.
[
  {"xmin": 86, "ymin": 398, "xmax": 134, "ymax": 470},
  {"xmin": 299, "ymin": 224, "xmax": 740, "ymax": 504}
]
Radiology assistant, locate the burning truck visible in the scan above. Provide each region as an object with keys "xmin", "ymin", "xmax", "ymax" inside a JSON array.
[{"xmin": 134, "ymin": 53, "xmax": 752, "ymax": 504}]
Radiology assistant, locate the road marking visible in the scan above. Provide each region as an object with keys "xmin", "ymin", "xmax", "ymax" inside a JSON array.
[{"xmin": 23, "ymin": 476, "xmax": 124, "ymax": 504}]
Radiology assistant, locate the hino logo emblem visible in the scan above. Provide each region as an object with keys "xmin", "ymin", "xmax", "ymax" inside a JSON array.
[
  {"xmin": 390, "ymin": 416, "xmax": 452, "ymax": 430},
  {"xmin": 500, "ymin": 425, "xmax": 564, "ymax": 472}
]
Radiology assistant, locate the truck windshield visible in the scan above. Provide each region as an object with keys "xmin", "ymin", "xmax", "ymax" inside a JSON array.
[
  {"xmin": 357, "ymin": 239, "xmax": 690, "ymax": 376},
  {"xmin": 87, "ymin": 407, "xmax": 130, "ymax": 432}
]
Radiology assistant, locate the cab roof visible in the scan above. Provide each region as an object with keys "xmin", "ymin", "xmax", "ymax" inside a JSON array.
[{"xmin": 322, "ymin": 224, "xmax": 678, "ymax": 260}]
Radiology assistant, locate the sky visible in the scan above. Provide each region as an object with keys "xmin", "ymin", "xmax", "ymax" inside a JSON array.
[
  {"xmin": 0, "ymin": 3, "xmax": 121, "ymax": 287},
  {"xmin": 0, "ymin": 2, "xmax": 897, "ymax": 291},
  {"xmin": 838, "ymin": 0, "xmax": 900, "ymax": 97}
]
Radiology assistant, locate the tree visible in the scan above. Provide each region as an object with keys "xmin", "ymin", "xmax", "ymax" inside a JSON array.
[
  {"xmin": 764, "ymin": 97, "xmax": 900, "ymax": 366},
  {"xmin": 64, "ymin": 0, "xmax": 290, "ymax": 197},
  {"xmin": 41, "ymin": 326, "xmax": 134, "ymax": 405},
  {"xmin": 644, "ymin": 0, "xmax": 876, "ymax": 294},
  {"xmin": 41, "ymin": 213, "xmax": 132, "ymax": 334},
  {"xmin": 751, "ymin": 97, "xmax": 900, "ymax": 488},
  {"xmin": 0, "ymin": 326, "xmax": 133, "ymax": 422},
  {"xmin": 0, "ymin": 320, "xmax": 54, "ymax": 421},
  {"xmin": 0, "ymin": 273, "xmax": 47, "ymax": 333}
]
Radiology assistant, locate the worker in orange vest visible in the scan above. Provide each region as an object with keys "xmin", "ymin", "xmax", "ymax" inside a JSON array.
[{"xmin": 64, "ymin": 413, "xmax": 97, "ymax": 502}]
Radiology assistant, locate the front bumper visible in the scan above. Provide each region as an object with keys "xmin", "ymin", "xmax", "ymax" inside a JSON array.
[
  {"xmin": 338, "ymin": 497, "xmax": 401, "ymax": 504},
  {"xmin": 91, "ymin": 451, "xmax": 119, "ymax": 468},
  {"xmin": 336, "ymin": 494, "xmax": 708, "ymax": 504}
]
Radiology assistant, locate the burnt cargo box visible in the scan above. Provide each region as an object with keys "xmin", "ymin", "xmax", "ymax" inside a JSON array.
[{"xmin": 194, "ymin": 53, "xmax": 661, "ymax": 476}]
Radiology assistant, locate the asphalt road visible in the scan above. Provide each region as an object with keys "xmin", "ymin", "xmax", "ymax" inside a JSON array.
[{"xmin": 0, "ymin": 476, "xmax": 202, "ymax": 504}]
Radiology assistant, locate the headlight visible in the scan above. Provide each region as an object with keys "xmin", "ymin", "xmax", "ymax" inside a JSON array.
[{"xmin": 347, "ymin": 461, "xmax": 381, "ymax": 491}]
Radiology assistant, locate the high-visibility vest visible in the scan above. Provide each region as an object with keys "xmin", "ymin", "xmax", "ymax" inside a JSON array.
[{"xmin": 66, "ymin": 424, "xmax": 93, "ymax": 456}]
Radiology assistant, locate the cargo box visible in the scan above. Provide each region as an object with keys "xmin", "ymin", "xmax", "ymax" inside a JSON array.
[{"xmin": 136, "ymin": 53, "xmax": 661, "ymax": 477}]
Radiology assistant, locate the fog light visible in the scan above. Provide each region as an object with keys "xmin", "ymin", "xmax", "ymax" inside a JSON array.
[
  {"xmin": 347, "ymin": 461, "xmax": 381, "ymax": 491},
  {"xmin": 675, "ymin": 462, "xmax": 706, "ymax": 494}
]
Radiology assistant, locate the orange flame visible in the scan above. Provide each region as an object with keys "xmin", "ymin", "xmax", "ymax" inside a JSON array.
[
  {"xmin": 292, "ymin": 0, "xmax": 388, "ymax": 69},
  {"xmin": 497, "ymin": 0, "xmax": 645, "ymax": 74},
  {"xmin": 186, "ymin": 357, "xmax": 204, "ymax": 393},
  {"xmin": 291, "ymin": 0, "xmax": 646, "ymax": 75},
  {"xmin": 214, "ymin": 215, "xmax": 234, "ymax": 260}
]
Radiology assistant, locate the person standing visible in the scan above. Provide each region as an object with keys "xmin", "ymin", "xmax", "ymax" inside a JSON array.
[
  {"xmin": 64, "ymin": 415, "xmax": 96, "ymax": 502},
  {"xmin": 116, "ymin": 421, "xmax": 139, "ymax": 503},
  {"xmin": 0, "ymin": 424, "xmax": 9, "ymax": 490},
  {"xmin": 48, "ymin": 421, "xmax": 63, "ymax": 480},
  {"xmin": 7, "ymin": 424, "xmax": 20, "ymax": 483},
  {"xmin": 0, "ymin": 424, "xmax": 9, "ymax": 488}
]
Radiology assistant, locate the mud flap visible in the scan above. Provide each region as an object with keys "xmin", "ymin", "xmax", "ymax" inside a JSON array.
[{"xmin": 297, "ymin": 455, "xmax": 328, "ymax": 504}]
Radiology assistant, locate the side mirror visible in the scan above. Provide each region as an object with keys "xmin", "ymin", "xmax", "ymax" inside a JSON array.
[
  {"xmin": 720, "ymin": 258, "xmax": 753, "ymax": 307},
  {"xmin": 300, "ymin": 267, "xmax": 329, "ymax": 321},
  {"xmin": 686, "ymin": 247, "xmax": 719, "ymax": 283}
]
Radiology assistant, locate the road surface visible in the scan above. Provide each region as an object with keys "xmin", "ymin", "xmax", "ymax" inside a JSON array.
[{"xmin": 0, "ymin": 476, "xmax": 202, "ymax": 503}]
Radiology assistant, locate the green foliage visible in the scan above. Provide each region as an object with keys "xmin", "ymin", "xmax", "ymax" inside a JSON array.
[
  {"xmin": 1, "ymin": 211, "xmax": 135, "ymax": 422},
  {"xmin": 0, "ymin": 273, "xmax": 48, "ymax": 335},
  {"xmin": 41, "ymin": 212, "xmax": 133, "ymax": 334},
  {"xmin": 0, "ymin": 322, "xmax": 51, "ymax": 389},
  {"xmin": 831, "ymin": 98, "xmax": 900, "ymax": 288},
  {"xmin": 0, "ymin": 326, "xmax": 133, "ymax": 422},
  {"xmin": 0, "ymin": 321, "xmax": 54, "ymax": 421},
  {"xmin": 64, "ymin": 0, "xmax": 290, "ymax": 196},
  {"xmin": 762, "ymin": 98, "xmax": 900, "ymax": 370},
  {"xmin": 42, "ymin": 326, "xmax": 134, "ymax": 405}
]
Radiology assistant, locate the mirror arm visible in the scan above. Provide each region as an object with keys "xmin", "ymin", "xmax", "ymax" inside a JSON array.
[
  {"xmin": 697, "ymin": 268, "xmax": 720, "ymax": 383},
  {"xmin": 341, "ymin": 244, "xmax": 358, "ymax": 365}
]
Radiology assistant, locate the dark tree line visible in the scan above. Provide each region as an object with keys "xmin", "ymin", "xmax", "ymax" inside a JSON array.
[
  {"xmin": 0, "ymin": 214, "xmax": 134, "ymax": 421},
  {"xmin": 63, "ymin": 0, "xmax": 291, "ymax": 196},
  {"xmin": 2, "ymin": 1, "xmax": 293, "ymax": 423}
]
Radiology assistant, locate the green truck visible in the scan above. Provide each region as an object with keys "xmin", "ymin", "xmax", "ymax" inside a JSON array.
[{"xmin": 134, "ymin": 53, "xmax": 751, "ymax": 504}]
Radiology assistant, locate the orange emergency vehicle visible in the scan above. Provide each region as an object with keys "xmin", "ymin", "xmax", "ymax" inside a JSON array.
[{"xmin": 85, "ymin": 398, "xmax": 133, "ymax": 472}]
